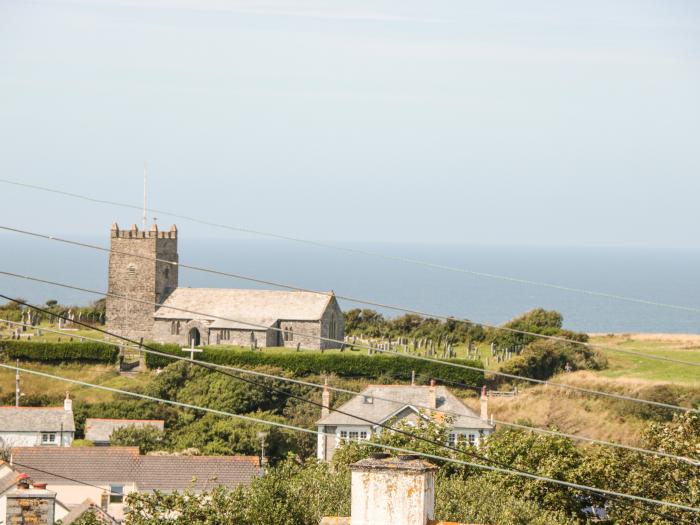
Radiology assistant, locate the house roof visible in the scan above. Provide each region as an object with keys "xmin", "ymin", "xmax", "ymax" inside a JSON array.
[
  {"xmin": 0, "ymin": 406, "xmax": 75, "ymax": 433},
  {"xmin": 61, "ymin": 498, "xmax": 120, "ymax": 525},
  {"xmin": 85, "ymin": 419, "xmax": 164, "ymax": 443},
  {"xmin": 10, "ymin": 447, "xmax": 261, "ymax": 492},
  {"xmin": 154, "ymin": 288, "xmax": 334, "ymax": 325},
  {"xmin": 0, "ymin": 463, "xmax": 19, "ymax": 494},
  {"xmin": 316, "ymin": 385, "xmax": 493, "ymax": 430}
]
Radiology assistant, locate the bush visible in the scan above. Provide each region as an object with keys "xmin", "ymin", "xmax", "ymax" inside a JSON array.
[
  {"xmin": 0, "ymin": 341, "xmax": 120, "ymax": 364},
  {"xmin": 499, "ymin": 339, "xmax": 605, "ymax": 382},
  {"xmin": 144, "ymin": 344, "xmax": 484, "ymax": 386}
]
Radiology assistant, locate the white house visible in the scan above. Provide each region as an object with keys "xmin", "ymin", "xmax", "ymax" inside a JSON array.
[
  {"xmin": 0, "ymin": 395, "xmax": 75, "ymax": 449},
  {"xmin": 316, "ymin": 381, "xmax": 494, "ymax": 462}
]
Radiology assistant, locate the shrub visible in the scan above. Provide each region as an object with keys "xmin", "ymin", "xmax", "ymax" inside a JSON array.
[
  {"xmin": 0, "ymin": 341, "xmax": 120, "ymax": 364},
  {"xmin": 144, "ymin": 344, "xmax": 484, "ymax": 386}
]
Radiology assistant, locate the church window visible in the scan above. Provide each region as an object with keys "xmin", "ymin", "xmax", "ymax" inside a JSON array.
[
  {"xmin": 127, "ymin": 264, "xmax": 136, "ymax": 279},
  {"xmin": 284, "ymin": 326, "xmax": 294, "ymax": 342},
  {"xmin": 164, "ymin": 267, "xmax": 170, "ymax": 280},
  {"xmin": 176, "ymin": 321, "xmax": 180, "ymax": 335},
  {"xmin": 171, "ymin": 321, "xmax": 181, "ymax": 335},
  {"xmin": 221, "ymin": 329, "xmax": 230, "ymax": 341}
]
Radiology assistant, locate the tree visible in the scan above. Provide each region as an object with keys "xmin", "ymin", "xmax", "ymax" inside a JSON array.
[{"xmin": 110, "ymin": 425, "xmax": 167, "ymax": 454}]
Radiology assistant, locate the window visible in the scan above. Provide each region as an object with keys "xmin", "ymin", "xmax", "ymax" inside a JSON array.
[
  {"xmin": 164, "ymin": 267, "xmax": 170, "ymax": 280},
  {"xmin": 41, "ymin": 433, "xmax": 56, "ymax": 445},
  {"xmin": 468, "ymin": 433, "xmax": 476, "ymax": 446},
  {"xmin": 220, "ymin": 329, "xmax": 230, "ymax": 341},
  {"xmin": 127, "ymin": 264, "xmax": 136, "ymax": 279},
  {"xmin": 339, "ymin": 431, "xmax": 348, "ymax": 442},
  {"xmin": 284, "ymin": 326, "xmax": 294, "ymax": 342},
  {"xmin": 349, "ymin": 431, "xmax": 359, "ymax": 440},
  {"xmin": 109, "ymin": 485, "xmax": 124, "ymax": 504},
  {"xmin": 359, "ymin": 431, "xmax": 368, "ymax": 440},
  {"xmin": 448, "ymin": 433, "xmax": 456, "ymax": 447}
]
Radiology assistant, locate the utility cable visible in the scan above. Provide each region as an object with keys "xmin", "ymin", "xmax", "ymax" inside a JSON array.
[
  {"xmin": 2, "ymin": 179, "xmax": 699, "ymax": 315},
  {"xmin": 3, "ymin": 225, "xmax": 698, "ymax": 368},
  {"xmin": 2, "ymin": 317, "xmax": 697, "ymax": 466},
  {"xmin": 1, "ymin": 280, "xmax": 697, "ymax": 415},
  {"xmin": 1, "ymin": 362, "xmax": 697, "ymax": 517}
]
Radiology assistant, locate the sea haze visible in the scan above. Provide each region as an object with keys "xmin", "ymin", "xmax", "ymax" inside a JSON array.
[{"xmin": 1, "ymin": 235, "xmax": 699, "ymax": 334}]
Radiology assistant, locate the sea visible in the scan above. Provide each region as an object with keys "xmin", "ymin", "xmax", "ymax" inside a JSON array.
[{"xmin": 1, "ymin": 236, "xmax": 699, "ymax": 334}]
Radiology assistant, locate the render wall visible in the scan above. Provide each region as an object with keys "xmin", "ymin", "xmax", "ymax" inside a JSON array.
[{"xmin": 0, "ymin": 431, "xmax": 73, "ymax": 448}]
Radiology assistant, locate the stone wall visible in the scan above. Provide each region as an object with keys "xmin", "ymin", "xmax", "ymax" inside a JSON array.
[
  {"xmin": 5, "ymin": 488, "xmax": 56, "ymax": 525},
  {"xmin": 106, "ymin": 224, "xmax": 178, "ymax": 341},
  {"xmin": 320, "ymin": 296, "xmax": 344, "ymax": 350}
]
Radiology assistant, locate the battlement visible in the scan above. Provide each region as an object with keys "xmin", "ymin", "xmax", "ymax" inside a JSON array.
[{"xmin": 110, "ymin": 223, "xmax": 177, "ymax": 239}]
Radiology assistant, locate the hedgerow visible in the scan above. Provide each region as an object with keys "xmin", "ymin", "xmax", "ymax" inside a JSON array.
[
  {"xmin": 0, "ymin": 340, "xmax": 120, "ymax": 364},
  {"xmin": 144, "ymin": 344, "xmax": 484, "ymax": 386}
]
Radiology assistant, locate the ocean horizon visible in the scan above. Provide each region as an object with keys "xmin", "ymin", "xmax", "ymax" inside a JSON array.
[{"xmin": 1, "ymin": 235, "xmax": 699, "ymax": 334}]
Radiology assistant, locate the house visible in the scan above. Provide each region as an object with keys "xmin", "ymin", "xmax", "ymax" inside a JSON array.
[
  {"xmin": 0, "ymin": 395, "xmax": 75, "ymax": 449},
  {"xmin": 85, "ymin": 419, "xmax": 165, "ymax": 446},
  {"xmin": 321, "ymin": 454, "xmax": 476, "ymax": 525},
  {"xmin": 316, "ymin": 382, "xmax": 494, "ymax": 462},
  {"xmin": 105, "ymin": 223, "xmax": 344, "ymax": 349},
  {"xmin": 60, "ymin": 498, "xmax": 120, "ymax": 525},
  {"xmin": 10, "ymin": 447, "xmax": 262, "ymax": 521}
]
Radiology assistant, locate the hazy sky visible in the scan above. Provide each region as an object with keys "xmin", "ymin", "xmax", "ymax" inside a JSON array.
[{"xmin": 1, "ymin": 0, "xmax": 699, "ymax": 248}]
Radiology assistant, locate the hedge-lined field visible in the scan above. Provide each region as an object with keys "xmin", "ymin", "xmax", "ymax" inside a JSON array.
[
  {"xmin": 0, "ymin": 340, "xmax": 120, "ymax": 364},
  {"xmin": 144, "ymin": 344, "xmax": 485, "ymax": 385}
]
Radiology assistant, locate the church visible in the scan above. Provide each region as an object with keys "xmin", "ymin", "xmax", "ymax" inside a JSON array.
[{"xmin": 105, "ymin": 223, "xmax": 344, "ymax": 349}]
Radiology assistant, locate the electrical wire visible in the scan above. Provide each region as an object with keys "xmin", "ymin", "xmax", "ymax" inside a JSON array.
[
  {"xmin": 1, "ymin": 279, "xmax": 697, "ymax": 415},
  {"xmin": 2, "ymin": 178, "xmax": 699, "ymax": 315},
  {"xmin": 2, "ymin": 225, "xmax": 698, "ymax": 368},
  {"xmin": 2, "ymin": 361, "xmax": 697, "ymax": 516},
  {"xmin": 3, "ymin": 317, "xmax": 697, "ymax": 466}
]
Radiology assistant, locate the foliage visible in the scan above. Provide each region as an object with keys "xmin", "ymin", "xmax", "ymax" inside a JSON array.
[
  {"xmin": 0, "ymin": 341, "xmax": 119, "ymax": 364},
  {"xmin": 488, "ymin": 308, "xmax": 587, "ymax": 348},
  {"xmin": 500, "ymin": 339, "xmax": 606, "ymax": 381},
  {"xmin": 56, "ymin": 512, "xmax": 104, "ymax": 525},
  {"xmin": 586, "ymin": 413, "xmax": 700, "ymax": 525},
  {"xmin": 0, "ymin": 298, "xmax": 23, "ymax": 322},
  {"xmin": 110, "ymin": 425, "xmax": 167, "ymax": 454},
  {"xmin": 344, "ymin": 308, "xmax": 486, "ymax": 343},
  {"xmin": 170, "ymin": 411, "xmax": 298, "ymax": 458},
  {"xmin": 72, "ymin": 400, "xmax": 184, "ymax": 440},
  {"xmin": 143, "ymin": 343, "xmax": 484, "ymax": 386},
  {"xmin": 70, "ymin": 439, "xmax": 94, "ymax": 447}
]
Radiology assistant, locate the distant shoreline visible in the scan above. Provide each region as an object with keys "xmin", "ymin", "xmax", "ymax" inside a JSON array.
[{"xmin": 588, "ymin": 332, "xmax": 700, "ymax": 343}]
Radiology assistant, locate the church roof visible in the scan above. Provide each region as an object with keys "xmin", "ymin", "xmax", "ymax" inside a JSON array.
[
  {"xmin": 316, "ymin": 385, "xmax": 492, "ymax": 430},
  {"xmin": 154, "ymin": 288, "xmax": 334, "ymax": 325}
]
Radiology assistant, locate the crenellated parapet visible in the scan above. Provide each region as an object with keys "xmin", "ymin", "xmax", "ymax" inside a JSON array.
[{"xmin": 110, "ymin": 223, "xmax": 178, "ymax": 239}]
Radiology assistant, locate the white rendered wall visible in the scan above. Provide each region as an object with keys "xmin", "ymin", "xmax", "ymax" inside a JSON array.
[{"xmin": 350, "ymin": 469, "xmax": 434, "ymax": 525}]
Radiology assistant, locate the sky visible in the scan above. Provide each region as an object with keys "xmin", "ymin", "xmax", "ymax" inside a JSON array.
[{"xmin": 1, "ymin": 0, "xmax": 699, "ymax": 248}]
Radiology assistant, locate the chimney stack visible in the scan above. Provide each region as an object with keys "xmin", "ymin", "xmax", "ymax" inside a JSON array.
[
  {"xmin": 349, "ymin": 455, "xmax": 437, "ymax": 525},
  {"xmin": 64, "ymin": 392, "xmax": 72, "ymax": 412},
  {"xmin": 480, "ymin": 385, "xmax": 488, "ymax": 421},
  {"xmin": 321, "ymin": 378, "xmax": 331, "ymax": 418},
  {"xmin": 5, "ymin": 477, "xmax": 56, "ymax": 525},
  {"xmin": 428, "ymin": 379, "xmax": 437, "ymax": 410}
]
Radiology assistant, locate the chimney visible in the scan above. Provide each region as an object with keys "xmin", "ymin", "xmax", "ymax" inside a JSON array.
[
  {"xmin": 321, "ymin": 378, "xmax": 331, "ymax": 418},
  {"xmin": 480, "ymin": 385, "xmax": 488, "ymax": 421},
  {"xmin": 349, "ymin": 454, "xmax": 437, "ymax": 525},
  {"xmin": 64, "ymin": 391, "xmax": 72, "ymax": 412},
  {"xmin": 5, "ymin": 479, "xmax": 56, "ymax": 525},
  {"xmin": 428, "ymin": 379, "xmax": 437, "ymax": 410}
]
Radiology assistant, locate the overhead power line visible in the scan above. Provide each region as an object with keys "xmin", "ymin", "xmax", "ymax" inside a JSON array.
[
  {"xmin": 3, "ymin": 316, "xmax": 695, "ymax": 465},
  {"xmin": 2, "ymin": 178, "xmax": 699, "ymax": 315},
  {"xmin": 2, "ymin": 225, "xmax": 699, "ymax": 369},
  {"xmin": 2, "ymin": 362, "xmax": 698, "ymax": 517},
  {"xmin": 1, "ymin": 285, "xmax": 697, "ymax": 418}
]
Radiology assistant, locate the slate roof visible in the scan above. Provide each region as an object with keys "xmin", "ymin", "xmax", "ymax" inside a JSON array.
[
  {"xmin": 61, "ymin": 499, "xmax": 120, "ymax": 525},
  {"xmin": 0, "ymin": 406, "xmax": 75, "ymax": 432},
  {"xmin": 85, "ymin": 419, "xmax": 164, "ymax": 443},
  {"xmin": 316, "ymin": 385, "xmax": 493, "ymax": 430},
  {"xmin": 10, "ymin": 447, "xmax": 261, "ymax": 492},
  {"xmin": 0, "ymin": 463, "xmax": 19, "ymax": 494},
  {"xmin": 154, "ymin": 288, "xmax": 333, "ymax": 325}
]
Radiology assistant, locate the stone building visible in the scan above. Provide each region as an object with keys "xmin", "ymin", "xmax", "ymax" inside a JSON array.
[{"xmin": 105, "ymin": 223, "xmax": 344, "ymax": 349}]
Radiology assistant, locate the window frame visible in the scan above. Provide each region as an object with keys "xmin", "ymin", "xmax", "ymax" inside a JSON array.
[{"xmin": 109, "ymin": 485, "xmax": 124, "ymax": 504}]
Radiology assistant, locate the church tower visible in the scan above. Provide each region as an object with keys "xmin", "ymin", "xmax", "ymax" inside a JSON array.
[{"xmin": 106, "ymin": 223, "xmax": 179, "ymax": 340}]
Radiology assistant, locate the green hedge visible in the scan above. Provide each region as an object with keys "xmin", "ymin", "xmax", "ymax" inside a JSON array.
[
  {"xmin": 144, "ymin": 344, "xmax": 484, "ymax": 386},
  {"xmin": 0, "ymin": 341, "xmax": 120, "ymax": 364}
]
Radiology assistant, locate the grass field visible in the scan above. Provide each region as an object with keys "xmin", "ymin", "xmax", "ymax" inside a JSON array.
[{"xmin": 589, "ymin": 334, "xmax": 700, "ymax": 384}]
